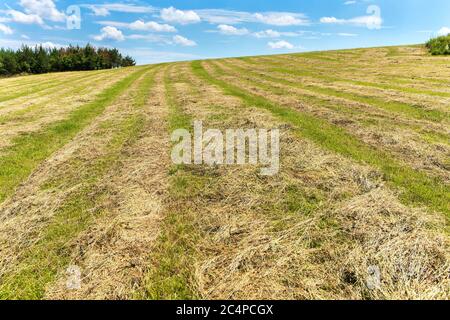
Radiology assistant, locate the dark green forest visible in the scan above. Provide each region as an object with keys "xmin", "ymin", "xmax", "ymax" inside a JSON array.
[{"xmin": 0, "ymin": 44, "xmax": 136, "ymax": 76}]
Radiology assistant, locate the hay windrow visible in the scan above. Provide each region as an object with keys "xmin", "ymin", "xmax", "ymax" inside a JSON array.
[
  {"xmin": 139, "ymin": 61, "xmax": 449, "ymax": 300},
  {"xmin": 0, "ymin": 46, "xmax": 448, "ymax": 300}
]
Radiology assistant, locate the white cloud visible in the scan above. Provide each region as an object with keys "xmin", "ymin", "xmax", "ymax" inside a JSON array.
[
  {"xmin": 217, "ymin": 24, "xmax": 249, "ymax": 36},
  {"xmin": 195, "ymin": 9, "xmax": 309, "ymax": 26},
  {"xmin": 0, "ymin": 23, "xmax": 13, "ymax": 35},
  {"xmin": 40, "ymin": 41, "xmax": 59, "ymax": 49},
  {"xmin": 84, "ymin": 4, "xmax": 156, "ymax": 17},
  {"xmin": 254, "ymin": 12, "xmax": 308, "ymax": 26},
  {"xmin": 253, "ymin": 29, "xmax": 299, "ymax": 38},
  {"xmin": 129, "ymin": 20, "xmax": 176, "ymax": 32},
  {"xmin": 173, "ymin": 35, "xmax": 197, "ymax": 46},
  {"xmin": 19, "ymin": 0, "xmax": 65, "ymax": 22},
  {"xmin": 338, "ymin": 32, "xmax": 358, "ymax": 37},
  {"xmin": 254, "ymin": 29, "xmax": 281, "ymax": 38},
  {"xmin": 320, "ymin": 14, "xmax": 382, "ymax": 29},
  {"xmin": 268, "ymin": 40, "xmax": 294, "ymax": 49},
  {"xmin": 97, "ymin": 20, "xmax": 176, "ymax": 33},
  {"xmin": 320, "ymin": 17, "xmax": 340, "ymax": 24},
  {"xmin": 93, "ymin": 26, "xmax": 125, "ymax": 41},
  {"xmin": 0, "ymin": 39, "xmax": 66, "ymax": 50},
  {"xmin": 127, "ymin": 34, "xmax": 171, "ymax": 44},
  {"xmin": 160, "ymin": 7, "xmax": 201, "ymax": 25},
  {"xmin": 195, "ymin": 9, "xmax": 251, "ymax": 24},
  {"xmin": 4, "ymin": 9, "xmax": 44, "ymax": 25},
  {"xmin": 344, "ymin": 1, "xmax": 357, "ymax": 5},
  {"xmin": 437, "ymin": 27, "xmax": 450, "ymax": 36}
]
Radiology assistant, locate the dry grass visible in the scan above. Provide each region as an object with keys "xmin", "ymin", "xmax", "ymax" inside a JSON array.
[
  {"xmin": 140, "ymin": 62, "xmax": 449, "ymax": 300},
  {"xmin": 44, "ymin": 67, "xmax": 170, "ymax": 299},
  {"xmin": 0, "ymin": 46, "xmax": 448, "ymax": 300},
  {"xmin": 209, "ymin": 60, "xmax": 450, "ymax": 184}
]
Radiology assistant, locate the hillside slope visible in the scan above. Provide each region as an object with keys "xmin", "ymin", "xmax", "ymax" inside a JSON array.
[{"xmin": 0, "ymin": 46, "xmax": 448, "ymax": 300}]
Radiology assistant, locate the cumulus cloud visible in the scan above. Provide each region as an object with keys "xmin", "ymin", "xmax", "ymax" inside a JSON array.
[
  {"xmin": 254, "ymin": 12, "xmax": 308, "ymax": 26},
  {"xmin": 97, "ymin": 20, "xmax": 176, "ymax": 33},
  {"xmin": 0, "ymin": 23, "xmax": 13, "ymax": 35},
  {"xmin": 161, "ymin": 7, "xmax": 201, "ymax": 25},
  {"xmin": 39, "ymin": 41, "xmax": 62, "ymax": 49},
  {"xmin": 129, "ymin": 20, "xmax": 176, "ymax": 32},
  {"xmin": 19, "ymin": 0, "xmax": 65, "ymax": 22},
  {"xmin": 437, "ymin": 27, "xmax": 450, "ymax": 36},
  {"xmin": 0, "ymin": 0, "xmax": 66, "ymax": 28},
  {"xmin": 268, "ymin": 40, "xmax": 294, "ymax": 49},
  {"xmin": 172, "ymin": 35, "xmax": 197, "ymax": 46},
  {"xmin": 93, "ymin": 26, "xmax": 125, "ymax": 41},
  {"xmin": 217, "ymin": 24, "xmax": 249, "ymax": 35},
  {"xmin": 4, "ymin": 9, "xmax": 44, "ymax": 25}
]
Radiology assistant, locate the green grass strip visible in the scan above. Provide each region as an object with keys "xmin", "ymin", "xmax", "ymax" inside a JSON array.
[
  {"xmin": 140, "ymin": 67, "xmax": 198, "ymax": 300},
  {"xmin": 0, "ymin": 72, "xmax": 123, "ymax": 125},
  {"xmin": 0, "ymin": 69, "xmax": 113, "ymax": 104},
  {"xmin": 192, "ymin": 61, "xmax": 450, "ymax": 218},
  {"xmin": 254, "ymin": 55, "xmax": 450, "ymax": 96},
  {"xmin": 230, "ymin": 60, "xmax": 447, "ymax": 122},
  {"xmin": 216, "ymin": 61, "xmax": 450, "ymax": 147},
  {"xmin": 0, "ymin": 67, "xmax": 157, "ymax": 300},
  {"xmin": 0, "ymin": 66, "xmax": 150, "ymax": 204}
]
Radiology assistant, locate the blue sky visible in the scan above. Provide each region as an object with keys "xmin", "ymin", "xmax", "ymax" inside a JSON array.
[{"xmin": 0, "ymin": 0, "xmax": 449, "ymax": 64}]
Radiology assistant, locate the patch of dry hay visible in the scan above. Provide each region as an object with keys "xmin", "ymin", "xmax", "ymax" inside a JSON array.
[
  {"xmin": 212, "ymin": 60, "xmax": 450, "ymax": 183},
  {"xmin": 0, "ymin": 68, "xmax": 136, "ymax": 152},
  {"xmin": 328, "ymin": 189, "xmax": 449, "ymax": 299},
  {"xmin": 44, "ymin": 67, "xmax": 170, "ymax": 299},
  {"xmin": 175, "ymin": 62, "xmax": 449, "ymax": 300},
  {"xmin": 0, "ymin": 70, "xmax": 150, "ymax": 280}
]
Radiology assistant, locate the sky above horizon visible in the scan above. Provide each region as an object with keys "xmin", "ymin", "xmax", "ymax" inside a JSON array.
[{"xmin": 0, "ymin": 0, "xmax": 449, "ymax": 64}]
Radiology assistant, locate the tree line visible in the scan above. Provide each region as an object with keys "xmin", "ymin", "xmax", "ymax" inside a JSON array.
[{"xmin": 0, "ymin": 44, "xmax": 136, "ymax": 76}]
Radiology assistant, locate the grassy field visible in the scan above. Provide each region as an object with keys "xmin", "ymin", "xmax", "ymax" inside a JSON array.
[{"xmin": 0, "ymin": 45, "xmax": 448, "ymax": 300}]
